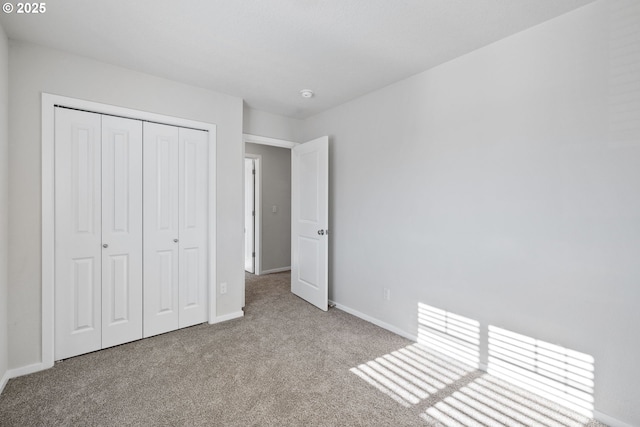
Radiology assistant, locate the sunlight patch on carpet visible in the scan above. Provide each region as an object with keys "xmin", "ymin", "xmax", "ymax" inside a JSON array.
[{"xmin": 350, "ymin": 302, "xmax": 597, "ymax": 426}]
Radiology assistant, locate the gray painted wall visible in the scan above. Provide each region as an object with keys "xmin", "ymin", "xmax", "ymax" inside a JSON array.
[
  {"xmin": 243, "ymin": 105, "xmax": 302, "ymax": 142},
  {"xmin": 245, "ymin": 143, "xmax": 291, "ymax": 273},
  {"xmin": 7, "ymin": 41, "xmax": 244, "ymax": 369},
  {"xmin": 298, "ymin": 1, "xmax": 640, "ymax": 424},
  {"xmin": 0, "ymin": 22, "xmax": 9, "ymax": 388},
  {"xmin": 3, "ymin": 2, "xmax": 640, "ymax": 425}
]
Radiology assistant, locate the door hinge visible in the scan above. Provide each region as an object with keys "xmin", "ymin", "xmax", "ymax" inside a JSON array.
[
  {"xmin": 252, "ymin": 169, "xmax": 256, "ymax": 175},
  {"xmin": 252, "ymin": 252, "xmax": 255, "ymax": 257},
  {"xmin": 252, "ymin": 211, "xmax": 255, "ymax": 216}
]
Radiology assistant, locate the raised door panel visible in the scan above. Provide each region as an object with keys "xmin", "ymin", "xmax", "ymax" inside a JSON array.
[
  {"xmin": 143, "ymin": 122, "xmax": 180, "ymax": 337},
  {"xmin": 54, "ymin": 108, "xmax": 102, "ymax": 360},
  {"xmin": 178, "ymin": 128, "xmax": 208, "ymax": 327},
  {"xmin": 101, "ymin": 116, "xmax": 143, "ymax": 348},
  {"xmin": 291, "ymin": 137, "xmax": 329, "ymax": 311}
]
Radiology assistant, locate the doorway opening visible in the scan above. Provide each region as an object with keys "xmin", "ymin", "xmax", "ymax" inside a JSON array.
[
  {"xmin": 242, "ymin": 133, "xmax": 329, "ymax": 312},
  {"xmin": 243, "ymin": 134, "xmax": 297, "ymax": 280}
]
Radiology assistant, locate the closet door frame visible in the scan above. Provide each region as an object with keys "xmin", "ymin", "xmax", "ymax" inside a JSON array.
[{"xmin": 42, "ymin": 93, "xmax": 218, "ymax": 369}]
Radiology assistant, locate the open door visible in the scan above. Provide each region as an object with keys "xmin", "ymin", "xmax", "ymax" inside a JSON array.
[
  {"xmin": 291, "ymin": 136, "xmax": 329, "ymax": 311},
  {"xmin": 244, "ymin": 158, "xmax": 255, "ymax": 273}
]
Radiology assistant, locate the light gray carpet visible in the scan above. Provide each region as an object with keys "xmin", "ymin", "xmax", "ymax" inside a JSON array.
[{"xmin": 0, "ymin": 272, "xmax": 606, "ymax": 426}]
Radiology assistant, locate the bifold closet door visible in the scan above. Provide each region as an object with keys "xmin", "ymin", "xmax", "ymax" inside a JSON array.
[
  {"xmin": 101, "ymin": 115, "xmax": 143, "ymax": 348},
  {"xmin": 143, "ymin": 123, "xmax": 208, "ymax": 337},
  {"xmin": 177, "ymin": 127, "xmax": 208, "ymax": 328},
  {"xmin": 55, "ymin": 108, "xmax": 102, "ymax": 360},
  {"xmin": 143, "ymin": 123, "xmax": 180, "ymax": 337},
  {"xmin": 55, "ymin": 109, "xmax": 143, "ymax": 360}
]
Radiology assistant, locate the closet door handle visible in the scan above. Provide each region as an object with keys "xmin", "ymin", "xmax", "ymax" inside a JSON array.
[
  {"xmin": 173, "ymin": 239, "xmax": 179, "ymax": 243},
  {"xmin": 102, "ymin": 244, "xmax": 108, "ymax": 249}
]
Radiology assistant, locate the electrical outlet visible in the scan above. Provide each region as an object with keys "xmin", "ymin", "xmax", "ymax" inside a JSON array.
[
  {"xmin": 383, "ymin": 288, "xmax": 391, "ymax": 301},
  {"xmin": 220, "ymin": 282, "xmax": 227, "ymax": 294}
]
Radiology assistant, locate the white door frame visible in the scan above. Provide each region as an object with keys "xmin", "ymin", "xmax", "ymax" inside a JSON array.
[
  {"xmin": 242, "ymin": 134, "xmax": 297, "ymax": 305},
  {"xmin": 244, "ymin": 158, "xmax": 255, "ymax": 273},
  {"xmin": 244, "ymin": 154, "xmax": 262, "ymax": 275},
  {"xmin": 42, "ymin": 93, "xmax": 217, "ymax": 370}
]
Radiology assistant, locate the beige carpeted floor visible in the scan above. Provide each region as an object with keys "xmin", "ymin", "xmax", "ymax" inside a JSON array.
[{"xmin": 0, "ymin": 272, "xmax": 606, "ymax": 426}]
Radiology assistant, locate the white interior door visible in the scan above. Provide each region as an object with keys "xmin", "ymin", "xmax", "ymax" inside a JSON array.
[
  {"xmin": 244, "ymin": 158, "xmax": 255, "ymax": 273},
  {"xmin": 101, "ymin": 115, "xmax": 143, "ymax": 348},
  {"xmin": 178, "ymin": 127, "xmax": 209, "ymax": 328},
  {"xmin": 143, "ymin": 122, "xmax": 180, "ymax": 337},
  {"xmin": 291, "ymin": 136, "xmax": 329, "ymax": 311},
  {"xmin": 54, "ymin": 108, "xmax": 102, "ymax": 360}
]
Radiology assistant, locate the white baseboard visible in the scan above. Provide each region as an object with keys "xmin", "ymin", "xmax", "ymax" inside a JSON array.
[
  {"xmin": 330, "ymin": 300, "xmax": 417, "ymax": 342},
  {"xmin": 0, "ymin": 369, "xmax": 9, "ymax": 395},
  {"xmin": 331, "ymin": 300, "xmax": 630, "ymax": 427},
  {"xmin": 594, "ymin": 410, "xmax": 634, "ymax": 427},
  {"xmin": 8, "ymin": 362, "xmax": 45, "ymax": 378},
  {"xmin": 211, "ymin": 311, "xmax": 244, "ymax": 324},
  {"xmin": 0, "ymin": 362, "xmax": 46, "ymax": 395},
  {"xmin": 259, "ymin": 266, "xmax": 291, "ymax": 275}
]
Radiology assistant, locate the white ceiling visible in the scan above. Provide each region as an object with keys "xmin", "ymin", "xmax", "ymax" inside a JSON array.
[{"xmin": 0, "ymin": 0, "xmax": 595, "ymax": 119}]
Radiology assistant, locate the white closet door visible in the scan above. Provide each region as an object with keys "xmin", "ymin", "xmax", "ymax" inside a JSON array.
[
  {"xmin": 101, "ymin": 116, "xmax": 143, "ymax": 348},
  {"xmin": 54, "ymin": 108, "xmax": 102, "ymax": 360},
  {"xmin": 178, "ymin": 128, "xmax": 208, "ymax": 328},
  {"xmin": 143, "ymin": 122, "xmax": 180, "ymax": 337}
]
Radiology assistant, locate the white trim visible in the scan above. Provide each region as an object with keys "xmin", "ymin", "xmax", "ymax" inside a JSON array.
[
  {"xmin": 41, "ymin": 93, "xmax": 217, "ymax": 371},
  {"xmin": 245, "ymin": 154, "xmax": 262, "ymax": 276},
  {"xmin": 7, "ymin": 363, "xmax": 45, "ymax": 379},
  {"xmin": 207, "ymin": 115, "xmax": 218, "ymax": 325},
  {"xmin": 260, "ymin": 266, "xmax": 291, "ymax": 275},
  {"xmin": 243, "ymin": 133, "xmax": 298, "ymax": 149},
  {"xmin": 330, "ymin": 301, "xmax": 417, "ymax": 342},
  {"xmin": 41, "ymin": 95, "xmax": 55, "ymax": 370},
  {"xmin": 1, "ymin": 362, "xmax": 46, "ymax": 393},
  {"xmin": 211, "ymin": 311, "xmax": 244, "ymax": 324},
  {"xmin": 0, "ymin": 370, "xmax": 9, "ymax": 395},
  {"xmin": 594, "ymin": 411, "xmax": 634, "ymax": 427},
  {"xmin": 332, "ymin": 301, "xmax": 487, "ymax": 372}
]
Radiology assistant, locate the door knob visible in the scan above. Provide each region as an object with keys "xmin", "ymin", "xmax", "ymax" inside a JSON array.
[
  {"xmin": 173, "ymin": 238, "xmax": 179, "ymax": 243},
  {"xmin": 317, "ymin": 230, "xmax": 325, "ymax": 235},
  {"xmin": 102, "ymin": 244, "xmax": 108, "ymax": 248}
]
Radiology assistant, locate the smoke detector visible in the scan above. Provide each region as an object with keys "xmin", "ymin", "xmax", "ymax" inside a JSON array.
[{"xmin": 300, "ymin": 89, "xmax": 314, "ymax": 98}]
